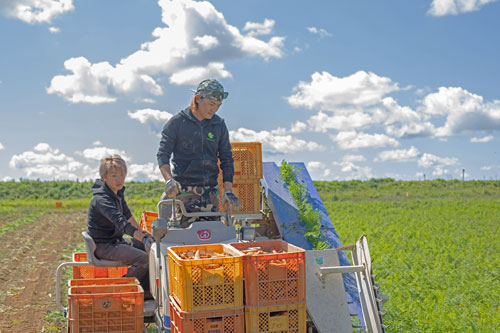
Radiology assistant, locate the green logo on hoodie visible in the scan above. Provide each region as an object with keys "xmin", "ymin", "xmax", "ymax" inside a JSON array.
[{"xmin": 207, "ymin": 132, "xmax": 215, "ymax": 142}]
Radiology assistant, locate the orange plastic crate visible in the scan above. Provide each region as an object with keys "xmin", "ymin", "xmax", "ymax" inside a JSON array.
[
  {"xmin": 218, "ymin": 142, "xmax": 263, "ymax": 180},
  {"xmin": 231, "ymin": 142, "xmax": 263, "ymax": 180},
  {"xmin": 72, "ymin": 253, "xmax": 128, "ymax": 279},
  {"xmin": 140, "ymin": 211, "xmax": 158, "ymax": 234},
  {"xmin": 229, "ymin": 240, "xmax": 306, "ymax": 306},
  {"xmin": 167, "ymin": 244, "xmax": 244, "ymax": 312},
  {"xmin": 169, "ymin": 296, "xmax": 244, "ymax": 333},
  {"xmin": 69, "ymin": 277, "xmax": 139, "ymax": 287},
  {"xmin": 68, "ymin": 284, "xmax": 144, "ymax": 333},
  {"xmin": 245, "ymin": 302, "xmax": 306, "ymax": 333},
  {"xmin": 67, "ymin": 278, "xmax": 139, "ymax": 321},
  {"xmin": 218, "ymin": 178, "xmax": 261, "ymax": 214}
]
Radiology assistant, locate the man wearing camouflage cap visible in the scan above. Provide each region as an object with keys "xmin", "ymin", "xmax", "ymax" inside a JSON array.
[{"xmin": 157, "ymin": 79, "xmax": 240, "ymax": 225}]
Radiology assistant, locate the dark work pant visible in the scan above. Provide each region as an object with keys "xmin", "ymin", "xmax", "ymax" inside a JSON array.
[{"xmin": 95, "ymin": 238, "xmax": 150, "ymax": 293}]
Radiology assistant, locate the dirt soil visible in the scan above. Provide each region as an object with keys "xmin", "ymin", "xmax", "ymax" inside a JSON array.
[{"xmin": 0, "ymin": 209, "xmax": 87, "ymax": 332}]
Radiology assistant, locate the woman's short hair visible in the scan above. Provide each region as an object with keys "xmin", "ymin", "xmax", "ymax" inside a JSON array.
[{"xmin": 99, "ymin": 154, "xmax": 127, "ymax": 179}]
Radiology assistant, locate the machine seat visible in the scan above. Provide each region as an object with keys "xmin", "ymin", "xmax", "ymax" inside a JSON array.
[{"xmin": 81, "ymin": 231, "xmax": 123, "ymax": 267}]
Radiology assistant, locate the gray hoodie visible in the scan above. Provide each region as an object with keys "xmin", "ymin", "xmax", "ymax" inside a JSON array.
[{"xmin": 157, "ymin": 107, "xmax": 234, "ymax": 187}]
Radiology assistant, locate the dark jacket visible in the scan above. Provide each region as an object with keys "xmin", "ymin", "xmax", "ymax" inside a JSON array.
[
  {"xmin": 87, "ymin": 179, "xmax": 137, "ymax": 244},
  {"xmin": 156, "ymin": 107, "xmax": 234, "ymax": 187}
]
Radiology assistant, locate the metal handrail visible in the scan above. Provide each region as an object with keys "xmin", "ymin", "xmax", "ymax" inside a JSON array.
[
  {"xmin": 55, "ymin": 261, "xmax": 93, "ymax": 314},
  {"xmin": 157, "ymin": 199, "xmax": 225, "ymax": 218}
]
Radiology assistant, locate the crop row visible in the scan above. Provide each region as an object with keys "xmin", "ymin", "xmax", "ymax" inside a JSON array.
[{"xmin": 324, "ymin": 197, "xmax": 500, "ymax": 332}]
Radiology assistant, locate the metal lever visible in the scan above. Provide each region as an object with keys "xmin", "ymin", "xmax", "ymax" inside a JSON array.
[{"xmin": 318, "ymin": 264, "xmax": 365, "ymax": 282}]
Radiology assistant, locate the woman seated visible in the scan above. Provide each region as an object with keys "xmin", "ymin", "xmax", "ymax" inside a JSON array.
[{"xmin": 87, "ymin": 154, "xmax": 153, "ymax": 298}]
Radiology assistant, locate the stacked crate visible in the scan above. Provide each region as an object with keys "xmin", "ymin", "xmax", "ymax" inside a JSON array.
[
  {"xmin": 229, "ymin": 240, "xmax": 307, "ymax": 333},
  {"xmin": 167, "ymin": 244, "xmax": 245, "ymax": 333},
  {"xmin": 68, "ymin": 254, "xmax": 144, "ymax": 332},
  {"xmin": 72, "ymin": 253, "xmax": 128, "ymax": 279},
  {"xmin": 218, "ymin": 142, "xmax": 263, "ymax": 214},
  {"xmin": 139, "ymin": 210, "xmax": 157, "ymax": 234}
]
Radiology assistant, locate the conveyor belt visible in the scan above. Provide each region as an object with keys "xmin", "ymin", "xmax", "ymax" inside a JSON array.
[{"xmin": 261, "ymin": 161, "xmax": 365, "ymax": 328}]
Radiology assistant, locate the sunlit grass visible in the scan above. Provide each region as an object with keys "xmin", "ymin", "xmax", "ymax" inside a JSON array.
[{"xmin": 322, "ymin": 195, "xmax": 500, "ymax": 332}]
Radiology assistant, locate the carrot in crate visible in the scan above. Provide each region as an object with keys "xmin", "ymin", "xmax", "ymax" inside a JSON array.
[
  {"xmin": 229, "ymin": 240, "xmax": 306, "ymax": 306},
  {"xmin": 167, "ymin": 244, "xmax": 244, "ymax": 312}
]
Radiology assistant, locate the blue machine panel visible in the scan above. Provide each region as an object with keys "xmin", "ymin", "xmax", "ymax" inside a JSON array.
[{"xmin": 261, "ymin": 162, "xmax": 365, "ymax": 328}]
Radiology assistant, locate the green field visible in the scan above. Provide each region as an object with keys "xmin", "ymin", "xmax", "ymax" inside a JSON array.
[
  {"xmin": 1, "ymin": 179, "xmax": 499, "ymax": 332},
  {"xmin": 316, "ymin": 180, "xmax": 500, "ymax": 332}
]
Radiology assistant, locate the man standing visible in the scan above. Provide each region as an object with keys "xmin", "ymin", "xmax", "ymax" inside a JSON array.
[{"xmin": 157, "ymin": 79, "xmax": 241, "ymax": 225}]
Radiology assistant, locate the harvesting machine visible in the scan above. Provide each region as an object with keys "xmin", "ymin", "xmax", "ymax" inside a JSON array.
[{"xmin": 56, "ymin": 142, "xmax": 387, "ymax": 332}]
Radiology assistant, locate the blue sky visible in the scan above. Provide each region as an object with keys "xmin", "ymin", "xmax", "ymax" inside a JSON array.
[{"xmin": 1, "ymin": 0, "xmax": 500, "ymax": 181}]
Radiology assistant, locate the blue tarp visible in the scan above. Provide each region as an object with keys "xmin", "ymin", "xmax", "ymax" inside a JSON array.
[{"xmin": 261, "ymin": 162, "xmax": 365, "ymax": 328}]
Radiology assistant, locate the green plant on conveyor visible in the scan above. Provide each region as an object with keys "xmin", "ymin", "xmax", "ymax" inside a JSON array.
[{"xmin": 280, "ymin": 160, "xmax": 329, "ymax": 250}]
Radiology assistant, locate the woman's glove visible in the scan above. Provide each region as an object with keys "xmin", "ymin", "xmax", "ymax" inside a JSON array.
[
  {"xmin": 164, "ymin": 179, "xmax": 182, "ymax": 198},
  {"xmin": 222, "ymin": 191, "xmax": 241, "ymax": 211},
  {"xmin": 142, "ymin": 235, "xmax": 154, "ymax": 252}
]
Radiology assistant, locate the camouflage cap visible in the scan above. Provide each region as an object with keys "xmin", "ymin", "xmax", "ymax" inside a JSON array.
[{"xmin": 191, "ymin": 79, "xmax": 228, "ymax": 102}]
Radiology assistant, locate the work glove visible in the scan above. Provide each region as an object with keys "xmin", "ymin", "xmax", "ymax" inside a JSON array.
[
  {"xmin": 142, "ymin": 235, "xmax": 154, "ymax": 252},
  {"xmin": 164, "ymin": 179, "xmax": 182, "ymax": 199},
  {"xmin": 222, "ymin": 191, "xmax": 241, "ymax": 212}
]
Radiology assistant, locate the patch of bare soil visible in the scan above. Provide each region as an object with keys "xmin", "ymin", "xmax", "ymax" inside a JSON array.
[
  {"xmin": 0, "ymin": 208, "xmax": 36, "ymax": 227},
  {"xmin": 0, "ymin": 209, "xmax": 87, "ymax": 332}
]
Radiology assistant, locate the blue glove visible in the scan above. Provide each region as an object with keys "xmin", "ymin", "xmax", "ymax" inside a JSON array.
[
  {"xmin": 142, "ymin": 235, "xmax": 154, "ymax": 252},
  {"xmin": 222, "ymin": 191, "xmax": 241, "ymax": 211}
]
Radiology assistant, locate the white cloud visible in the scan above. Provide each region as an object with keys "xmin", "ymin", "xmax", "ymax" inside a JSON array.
[
  {"xmin": 287, "ymin": 70, "xmax": 439, "ymax": 140},
  {"xmin": 471, "ymin": 135, "xmax": 493, "ymax": 143},
  {"xmin": 47, "ymin": 0, "xmax": 285, "ymax": 103},
  {"xmin": 34, "ymin": 142, "xmax": 52, "ymax": 153},
  {"xmin": 9, "ymin": 143, "xmax": 94, "ymax": 180},
  {"xmin": 331, "ymin": 131, "xmax": 400, "ymax": 150},
  {"xmin": 480, "ymin": 165, "xmax": 500, "ymax": 171},
  {"xmin": 306, "ymin": 161, "xmax": 331, "ymax": 178},
  {"xmin": 48, "ymin": 26, "xmax": 60, "ymax": 33},
  {"xmin": 193, "ymin": 35, "xmax": 219, "ymax": 50},
  {"xmin": 383, "ymin": 97, "xmax": 435, "ymax": 138},
  {"xmin": 243, "ymin": 18, "xmax": 275, "ymax": 36},
  {"xmin": 288, "ymin": 71, "xmax": 500, "ymax": 144},
  {"xmin": 287, "ymin": 71, "xmax": 400, "ymax": 111},
  {"xmin": 418, "ymin": 153, "xmax": 458, "ymax": 168},
  {"xmin": 428, "ymin": 0, "xmax": 498, "ymax": 16},
  {"xmin": 140, "ymin": 98, "xmax": 156, "ymax": 104},
  {"xmin": 268, "ymin": 121, "xmax": 307, "ymax": 136},
  {"xmin": 0, "ymin": 142, "xmax": 4, "ymax": 150},
  {"xmin": 375, "ymin": 146, "xmax": 420, "ymax": 162},
  {"xmin": 418, "ymin": 152, "xmax": 458, "ymax": 176},
  {"xmin": 9, "ymin": 143, "xmax": 164, "ymax": 181},
  {"xmin": 308, "ymin": 110, "xmax": 374, "ymax": 132},
  {"xmin": 128, "ymin": 108, "xmax": 173, "ymax": 134},
  {"xmin": 333, "ymin": 155, "xmax": 373, "ymax": 179},
  {"xmin": 307, "ymin": 161, "xmax": 326, "ymax": 170},
  {"xmin": 421, "ymin": 87, "xmax": 500, "ymax": 136},
  {"xmin": 307, "ymin": 26, "xmax": 332, "ymax": 38},
  {"xmin": 92, "ymin": 141, "xmax": 102, "ymax": 146},
  {"xmin": 76, "ymin": 146, "xmax": 130, "ymax": 162},
  {"xmin": 290, "ymin": 121, "xmax": 307, "ymax": 134},
  {"xmin": 230, "ymin": 127, "xmax": 325, "ymax": 154},
  {"xmin": 169, "ymin": 62, "xmax": 232, "ymax": 85},
  {"xmin": 128, "ymin": 162, "xmax": 163, "ymax": 181},
  {"xmin": 343, "ymin": 154, "xmax": 366, "ymax": 163},
  {"xmin": 47, "ymin": 57, "xmax": 163, "ymax": 103},
  {"xmin": 0, "ymin": 0, "xmax": 74, "ymax": 24},
  {"xmin": 472, "ymin": 135, "xmax": 495, "ymax": 144}
]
